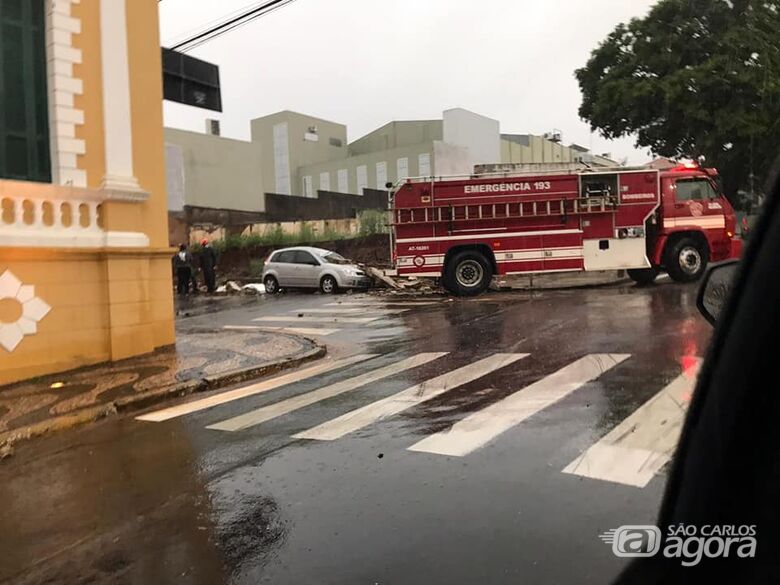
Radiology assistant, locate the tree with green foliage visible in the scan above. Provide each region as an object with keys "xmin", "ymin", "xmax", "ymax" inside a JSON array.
[{"xmin": 577, "ymin": 0, "xmax": 780, "ymax": 204}]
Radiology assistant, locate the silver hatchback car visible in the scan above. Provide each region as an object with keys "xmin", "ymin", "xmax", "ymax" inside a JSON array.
[{"xmin": 262, "ymin": 246, "xmax": 371, "ymax": 294}]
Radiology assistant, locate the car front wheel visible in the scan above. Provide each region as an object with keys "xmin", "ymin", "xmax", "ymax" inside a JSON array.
[
  {"xmin": 320, "ymin": 275, "xmax": 339, "ymax": 294},
  {"xmin": 263, "ymin": 275, "xmax": 280, "ymax": 294}
]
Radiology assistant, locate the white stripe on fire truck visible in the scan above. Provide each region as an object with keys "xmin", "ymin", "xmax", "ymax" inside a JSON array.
[
  {"xmin": 408, "ymin": 354, "xmax": 630, "ymax": 457},
  {"xmin": 395, "ymin": 228, "xmax": 582, "ymax": 244},
  {"xmin": 662, "ymin": 217, "xmax": 725, "ymax": 229},
  {"xmin": 664, "ymin": 219, "xmax": 725, "ymax": 227},
  {"xmin": 398, "ymin": 247, "xmax": 584, "ymax": 267},
  {"xmin": 434, "ymin": 190, "xmax": 579, "ymax": 202},
  {"xmin": 399, "ymin": 248, "xmax": 583, "ymax": 260}
]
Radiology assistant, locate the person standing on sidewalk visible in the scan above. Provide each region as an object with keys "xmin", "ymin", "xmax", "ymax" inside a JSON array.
[
  {"xmin": 173, "ymin": 244, "xmax": 194, "ymax": 296},
  {"xmin": 200, "ymin": 239, "xmax": 219, "ymax": 294}
]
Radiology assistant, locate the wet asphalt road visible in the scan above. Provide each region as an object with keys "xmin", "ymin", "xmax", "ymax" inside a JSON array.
[{"xmin": 0, "ymin": 280, "xmax": 711, "ymax": 585}]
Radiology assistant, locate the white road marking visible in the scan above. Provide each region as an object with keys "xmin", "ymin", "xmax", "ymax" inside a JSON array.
[
  {"xmin": 223, "ymin": 325, "xmax": 341, "ymax": 336},
  {"xmin": 324, "ymin": 301, "xmax": 438, "ymax": 307},
  {"xmin": 207, "ymin": 352, "xmax": 448, "ymax": 432},
  {"xmin": 292, "ymin": 308, "xmax": 409, "ymax": 314},
  {"xmin": 135, "ymin": 354, "xmax": 377, "ymax": 422},
  {"xmin": 252, "ymin": 316, "xmax": 383, "ymax": 324},
  {"xmin": 408, "ymin": 354, "xmax": 631, "ymax": 457},
  {"xmin": 562, "ymin": 363, "xmax": 699, "ymax": 488},
  {"xmin": 293, "ymin": 353, "xmax": 528, "ymax": 441}
]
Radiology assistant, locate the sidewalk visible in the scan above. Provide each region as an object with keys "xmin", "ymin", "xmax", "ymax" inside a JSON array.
[{"xmin": 0, "ymin": 328, "xmax": 325, "ymax": 449}]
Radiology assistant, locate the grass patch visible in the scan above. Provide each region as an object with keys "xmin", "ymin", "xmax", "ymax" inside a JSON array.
[
  {"xmin": 358, "ymin": 209, "xmax": 389, "ymax": 236},
  {"xmin": 209, "ymin": 219, "xmax": 380, "ymax": 252}
]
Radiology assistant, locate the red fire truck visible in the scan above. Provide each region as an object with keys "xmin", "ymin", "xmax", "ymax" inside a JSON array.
[{"xmin": 389, "ymin": 163, "xmax": 741, "ymax": 296}]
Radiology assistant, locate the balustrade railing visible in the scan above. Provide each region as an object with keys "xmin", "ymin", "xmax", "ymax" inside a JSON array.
[{"xmin": 0, "ymin": 179, "xmax": 108, "ymax": 248}]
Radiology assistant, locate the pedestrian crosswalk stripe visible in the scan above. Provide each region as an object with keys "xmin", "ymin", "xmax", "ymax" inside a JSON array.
[
  {"xmin": 135, "ymin": 354, "xmax": 377, "ymax": 422},
  {"xmin": 253, "ymin": 316, "xmax": 382, "ymax": 324},
  {"xmin": 324, "ymin": 301, "xmax": 438, "ymax": 307},
  {"xmin": 223, "ymin": 325, "xmax": 341, "ymax": 336},
  {"xmin": 293, "ymin": 353, "xmax": 528, "ymax": 441},
  {"xmin": 561, "ymin": 362, "xmax": 699, "ymax": 488},
  {"xmin": 207, "ymin": 352, "xmax": 448, "ymax": 432},
  {"xmin": 407, "ymin": 354, "xmax": 631, "ymax": 457},
  {"xmin": 291, "ymin": 308, "xmax": 410, "ymax": 314}
]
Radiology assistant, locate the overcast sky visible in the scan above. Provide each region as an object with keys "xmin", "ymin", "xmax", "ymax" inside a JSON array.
[{"xmin": 159, "ymin": 0, "xmax": 657, "ymax": 164}]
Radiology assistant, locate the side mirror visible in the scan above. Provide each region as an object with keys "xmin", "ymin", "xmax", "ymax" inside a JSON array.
[{"xmin": 696, "ymin": 260, "xmax": 740, "ymax": 325}]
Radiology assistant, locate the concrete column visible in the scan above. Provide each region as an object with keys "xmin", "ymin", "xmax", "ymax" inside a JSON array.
[{"xmin": 99, "ymin": 0, "xmax": 144, "ymax": 199}]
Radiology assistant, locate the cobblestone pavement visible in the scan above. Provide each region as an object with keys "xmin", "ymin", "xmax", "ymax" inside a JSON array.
[{"xmin": 0, "ymin": 329, "xmax": 318, "ymax": 437}]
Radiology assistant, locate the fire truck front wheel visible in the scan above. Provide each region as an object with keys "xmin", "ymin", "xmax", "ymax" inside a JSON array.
[
  {"xmin": 444, "ymin": 250, "xmax": 493, "ymax": 296},
  {"xmin": 665, "ymin": 237, "xmax": 709, "ymax": 283}
]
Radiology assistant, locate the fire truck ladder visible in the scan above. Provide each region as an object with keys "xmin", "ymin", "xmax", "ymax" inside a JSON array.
[{"xmin": 392, "ymin": 195, "xmax": 618, "ymax": 225}]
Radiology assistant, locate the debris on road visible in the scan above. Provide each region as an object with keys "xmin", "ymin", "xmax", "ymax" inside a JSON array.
[
  {"xmin": 215, "ymin": 281, "xmax": 266, "ymax": 295},
  {"xmin": 364, "ymin": 266, "xmax": 442, "ymax": 294},
  {"xmin": 366, "ymin": 266, "xmax": 402, "ymax": 290},
  {"xmin": 241, "ymin": 283, "xmax": 266, "ymax": 295}
]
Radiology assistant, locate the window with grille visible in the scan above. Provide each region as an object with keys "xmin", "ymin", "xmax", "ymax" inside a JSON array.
[{"xmin": 0, "ymin": 0, "xmax": 51, "ymax": 183}]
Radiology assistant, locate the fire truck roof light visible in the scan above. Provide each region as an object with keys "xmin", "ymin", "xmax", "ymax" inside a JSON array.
[{"xmin": 673, "ymin": 162, "xmax": 700, "ymax": 171}]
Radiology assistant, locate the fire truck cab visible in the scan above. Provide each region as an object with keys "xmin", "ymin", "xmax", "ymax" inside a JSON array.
[{"xmin": 390, "ymin": 164, "xmax": 740, "ymax": 296}]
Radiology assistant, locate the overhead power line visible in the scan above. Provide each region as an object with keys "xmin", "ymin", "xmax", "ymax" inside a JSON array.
[{"xmin": 170, "ymin": 0, "xmax": 299, "ymax": 52}]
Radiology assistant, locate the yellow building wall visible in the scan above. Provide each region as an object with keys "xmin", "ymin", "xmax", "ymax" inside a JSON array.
[
  {"xmin": 73, "ymin": 0, "xmax": 105, "ymax": 189},
  {"xmin": 0, "ymin": 0, "xmax": 174, "ymax": 385}
]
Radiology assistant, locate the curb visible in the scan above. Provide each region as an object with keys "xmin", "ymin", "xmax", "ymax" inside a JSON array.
[
  {"xmin": 495, "ymin": 278, "xmax": 631, "ymax": 292},
  {"xmin": 0, "ymin": 342, "xmax": 326, "ymax": 451},
  {"xmin": 492, "ymin": 271, "xmax": 631, "ymax": 292}
]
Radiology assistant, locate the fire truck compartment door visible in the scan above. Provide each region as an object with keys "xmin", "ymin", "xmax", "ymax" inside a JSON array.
[
  {"xmin": 583, "ymin": 238, "xmax": 651, "ymax": 270},
  {"xmin": 541, "ymin": 232, "xmax": 584, "ymax": 271}
]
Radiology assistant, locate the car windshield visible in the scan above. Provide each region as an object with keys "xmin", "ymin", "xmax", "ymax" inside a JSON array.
[{"xmin": 321, "ymin": 252, "xmax": 351, "ymax": 265}]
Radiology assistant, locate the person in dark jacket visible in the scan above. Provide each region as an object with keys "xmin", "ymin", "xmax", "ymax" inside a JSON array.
[
  {"xmin": 173, "ymin": 244, "xmax": 194, "ymax": 296},
  {"xmin": 199, "ymin": 239, "xmax": 218, "ymax": 293}
]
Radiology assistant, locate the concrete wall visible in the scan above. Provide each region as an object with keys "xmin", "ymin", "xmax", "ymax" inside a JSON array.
[
  {"xmin": 432, "ymin": 140, "xmax": 472, "ymax": 176},
  {"xmin": 170, "ymin": 188, "xmax": 387, "ymax": 246},
  {"xmin": 297, "ymin": 144, "xmax": 436, "ymax": 195},
  {"xmin": 264, "ymin": 189, "xmax": 387, "ymax": 222},
  {"xmin": 442, "ymin": 108, "xmax": 500, "ymax": 170},
  {"xmin": 190, "ymin": 218, "xmax": 362, "ymax": 244},
  {"xmin": 349, "ymin": 121, "xmax": 442, "ymax": 156},
  {"xmin": 251, "ymin": 111, "xmax": 348, "ymax": 196},
  {"xmin": 164, "ymin": 128, "xmax": 264, "ymax": 212},
  {"xmin": 501, "ymin": 135, "xmax": 576, "ymax": 164}
]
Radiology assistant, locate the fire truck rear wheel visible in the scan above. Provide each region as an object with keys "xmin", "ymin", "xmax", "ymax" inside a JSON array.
[
  {"xmin": 444, "ymin": 251, "xmax": 493, "ymax": 296},
  {"xmin": 665, "ymin": 237, "xmax": 709, "ymax": 283},
  {"xmin": 627, "ymin": 268, "xmax": 659, "ymax": 286}
]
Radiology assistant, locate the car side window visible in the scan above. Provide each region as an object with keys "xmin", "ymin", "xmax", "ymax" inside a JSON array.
[
  {"xmin": 294, "ymin": 251, "xmax": 318, "ymax": 265},
  {"xmin": 675, "ymin": 178, "xmax": 718, "ymax": 201},
  {"xmin": 273, "ymin": 251, "xmax": 294, "ymax": 263}
]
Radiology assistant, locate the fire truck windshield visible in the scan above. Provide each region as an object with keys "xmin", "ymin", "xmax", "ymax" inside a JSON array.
[{"xmin": 675, "ymin": 178, "xmax": 719, "ymax": 201}]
